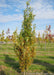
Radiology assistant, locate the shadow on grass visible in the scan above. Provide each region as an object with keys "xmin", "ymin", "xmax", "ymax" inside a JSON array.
[
  {"xmin": 33, "ymin": 59, "xmax": 54, "ymax": 73},
  {"xmin": 4, "ymin": 54, "xmax": 21, "ymax": 73},
  {"xmin": 0, "ymin": 70, "xmax": 6, "ymax": 75},
  {"xmin": 48, "ymin": 56, "xmax": 54, "ymax": 59}
]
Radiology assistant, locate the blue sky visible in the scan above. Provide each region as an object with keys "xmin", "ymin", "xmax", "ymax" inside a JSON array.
[{"xmin": 0, "ymin": 0, "xmax": 54, "ymax": 36}]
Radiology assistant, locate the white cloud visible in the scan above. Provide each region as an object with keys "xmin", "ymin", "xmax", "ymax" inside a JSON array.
[
  {"xmin": 0, "ymin": 4, "xmax": 11, "ymax": 8},
  {"xmin": 0, "ymin": 0, "xmax": 12, "ymax": 9},
  {"xmin": 35, "ymin": 9, "xmax": 54, "ymax": 19},
  {"xmin": 0, "ymin": 0, "xmax": 54, "ymax": 23},
  {"xmin": 15, "ymin": 9, "xmax": 20, "ymax": 12},
  {"xmin": 0, "ymin": 14, "xmax": 23, "ymax": 22},
  {"xmin": 31, "ymin": 0, "xmax": 54, "ymax": 19},
  {"xmin": 0, "ymin": 0, "xmax": 6, "ymax": 4}
]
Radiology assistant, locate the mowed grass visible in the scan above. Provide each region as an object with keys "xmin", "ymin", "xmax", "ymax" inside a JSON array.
[{"xmin": 0, "ymin": 43, "xmax": 54, "ymax": 75}]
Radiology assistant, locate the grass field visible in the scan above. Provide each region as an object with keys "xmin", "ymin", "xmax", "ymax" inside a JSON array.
[{"xmin": 0, "ymin": 43, "xmax": 54, "ymax": 75}]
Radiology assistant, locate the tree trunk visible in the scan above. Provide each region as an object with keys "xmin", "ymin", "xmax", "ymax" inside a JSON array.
[{"xmin": 24, "ymin": 70, "xmax": 26, "ymax": 75}]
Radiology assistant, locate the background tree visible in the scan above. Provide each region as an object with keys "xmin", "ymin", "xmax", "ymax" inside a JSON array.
[
  {"xmin": 6, "ymin": 28, "xmax": 10, "ymax": 35},
  {"xmin": 12, "ymin": 28, "xmax": 18, "ymax": 43},
  {"xmin": 42, "ymin": 33, "xmax": 45, "ymax": 43},
  {"xmin": 5, "ymin": 36, "xmax": 9, "ymax": 43},
  {"xmin": 38, "ymin": 32, "xmax": 41, "ymax": 45},
  {"xmin": 45, "ymin": 25, "xmax": 52, "ymax": 43},
  {"xmin": 38, "ymin": 32, "xmax": 43, "ymax": 49},
  {"xmin": 1, "ymin": 30, "xmax": 5, "ymax": 42},
  {"xmin": 0, "ymin": 34, "xmax": 1, "ymax": 41},
  {"xmin": 47, "ymin": 25, "xmax": 52, "ymax": 42},
  {"xmin": 14, "ymin": 1, "xmax": 36, "ymax": 75},
  {"xmin": 6, "ymin": 28, "xmax": 10, "ymax": 41}
]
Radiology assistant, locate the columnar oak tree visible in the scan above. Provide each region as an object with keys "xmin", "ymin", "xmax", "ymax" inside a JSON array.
[{"xmin": 14, "ymin": 1, "xmax": 36, "ymax": 74}]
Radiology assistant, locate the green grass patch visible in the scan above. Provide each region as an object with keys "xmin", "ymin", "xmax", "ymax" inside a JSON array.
[{"xmin": 0, "ymin": 43, "xmax": 54, "ymax": 74}]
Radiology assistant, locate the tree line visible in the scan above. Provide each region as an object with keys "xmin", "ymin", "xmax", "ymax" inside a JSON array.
[{"xmin": 0, "ymin": 25, "xmax": 54, "ymax": 43}]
